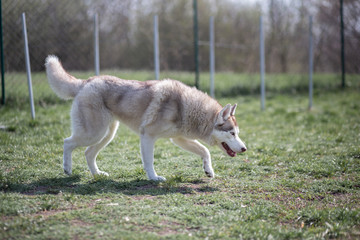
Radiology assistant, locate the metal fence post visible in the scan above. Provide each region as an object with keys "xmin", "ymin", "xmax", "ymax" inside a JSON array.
[
  {"xmin": 193, "ymin": 0, "xmax": 199, "ymax": 89},
  {"xmin": 340, "ymin": 0, "xmax": 345, "ymax": 88},
  {"xmin": 0, "ymin": 0, "xmax": 5, "ymax": 105},
  {"xmin": 260, "ymin": 15, "xmax": 265, "ymax": 111},
  {"xmin": 209, "ymin": 16, "xmax": 215, "ymax": 98},
  {"xmin": 94, "ymin": 13, "xmax": 100, "ymax": 76},
  {"xmin": 22, "ymin": 13, "xmax": 35, "ymax": 120},
  {"xmin": 308, "ymin": 15, "xmax": 313, "ymax": 110},
  {"xmin": 153, "ymin": 15, "xmax": 160, "ymax": 80}
]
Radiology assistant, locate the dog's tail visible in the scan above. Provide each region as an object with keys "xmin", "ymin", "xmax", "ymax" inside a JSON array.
[{"xmin": 45, "ymin": 55, "xmax": 83, "ymax": 100}]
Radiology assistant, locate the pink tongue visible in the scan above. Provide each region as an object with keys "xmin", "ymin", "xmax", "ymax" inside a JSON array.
[{"xmin": 222, "ymin": 142, "xmax": 236, "ymax": 157}]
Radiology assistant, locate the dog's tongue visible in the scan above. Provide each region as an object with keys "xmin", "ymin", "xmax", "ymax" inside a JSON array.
[{"xmin": 222, "ymin": 142, "xmax": 236, "ymax": 157}]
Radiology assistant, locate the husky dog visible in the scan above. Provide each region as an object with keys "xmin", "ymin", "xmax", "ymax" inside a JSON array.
[{"xmin": 45, "ymin": 55, "xmax": 247, "ymax": 181}]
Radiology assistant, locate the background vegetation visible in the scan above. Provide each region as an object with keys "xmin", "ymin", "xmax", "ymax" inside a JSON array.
[{"xmin": 2, "ymin": 0, "xmax": 360, "ymax": 73}]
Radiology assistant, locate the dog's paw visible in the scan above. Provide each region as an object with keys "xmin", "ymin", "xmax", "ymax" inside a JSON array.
[
  {"xmin": 64, "ymin": 168, "xmax": 72, "ymax": 176},
  {"xmin": 95, "ymin": 171, "xmax": 109, "ymax": 177},
  {"xmin": 204, "ymin": 168, "xmax": 215, "ymax": 178},
  {"xmin": 149, "ymin": 175, "xmax": 167, "ymax": 182}
]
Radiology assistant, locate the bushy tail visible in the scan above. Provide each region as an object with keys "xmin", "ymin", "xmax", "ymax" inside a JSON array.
[{"xmin": 45, "ymin": 55, "xmax": 83, "ymax": 100}]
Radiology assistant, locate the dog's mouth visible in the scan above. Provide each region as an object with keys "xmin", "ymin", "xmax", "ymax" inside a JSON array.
[{"xmin": 221, "ymin": 142, "xmax": 236, "ymax": 157}]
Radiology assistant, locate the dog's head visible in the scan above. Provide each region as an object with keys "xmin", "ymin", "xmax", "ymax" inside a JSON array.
[{"xmin": 211, "ymin": 104, "xmax": 247, "ymax": 157}]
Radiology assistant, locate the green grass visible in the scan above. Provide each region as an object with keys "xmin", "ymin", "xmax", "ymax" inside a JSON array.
[
  {"xmin": 1, "ymin": 73, "xmax": 360, "ymax": 239},
  {"xmin": 3, "ymin": 70, "xmax": 360, "ymax": 105}
]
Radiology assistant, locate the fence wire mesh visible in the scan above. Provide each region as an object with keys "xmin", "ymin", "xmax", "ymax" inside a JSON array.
[
  {"xmin": 2, "ymin": 0, "xmax": 96, "ymax": 105},
  {"xmin": 1, "ymin": 0, "xmax": 359, "ymax": 106}
]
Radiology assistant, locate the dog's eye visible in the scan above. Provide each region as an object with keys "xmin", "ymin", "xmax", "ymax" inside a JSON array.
[{"xmin": 230, "ymin": 132, "xmax": 235, "ymax": 136}]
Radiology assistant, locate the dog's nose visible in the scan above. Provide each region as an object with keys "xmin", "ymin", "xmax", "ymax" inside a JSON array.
[{"xmin": 241, "ymin": 147, "xmax": 247, "ymax": 152}]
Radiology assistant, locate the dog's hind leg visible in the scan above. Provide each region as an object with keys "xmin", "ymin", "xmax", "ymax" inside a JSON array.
[
  {"xmin": 85, "ymin": 121, "xmax": 119, "ymax": 176},
  {"xmin": 63, "ymin": 99, "xmax": 113, "ymax": 176},
  {"xmin": 63, "ymin": 136, "xmax": 77, "ymax": 175},
  {"xmin": 171, "ymin": 137, "xmax": 215, "ymax": 178},
  {"xmin": 63, "ymin": 125, "xmax": 111, "ymax": 176}
]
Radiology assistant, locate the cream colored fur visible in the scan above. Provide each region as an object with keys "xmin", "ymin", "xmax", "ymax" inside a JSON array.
[{"xmin": 45, "ymin": 55, "xmax": 247, "ymax": 181}]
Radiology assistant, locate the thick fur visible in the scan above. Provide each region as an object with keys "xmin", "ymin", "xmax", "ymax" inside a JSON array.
[{"xmin": 45, "ymin": 55, "xmax": 247, "ymax": 181}]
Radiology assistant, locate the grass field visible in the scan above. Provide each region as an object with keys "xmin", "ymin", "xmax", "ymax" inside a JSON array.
[
  {"xmin": 1, "ymin": 72, "xmax": 360, "ymax": 239},
  {"xmin": 3, "ymin": 70, "xmax": 360, "ymax": 105}
]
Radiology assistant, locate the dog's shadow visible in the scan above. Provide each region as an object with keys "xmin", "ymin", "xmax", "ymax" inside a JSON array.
[{"xmin": 6, "ymin": 174, "xmax": 219, "ymax": 197}]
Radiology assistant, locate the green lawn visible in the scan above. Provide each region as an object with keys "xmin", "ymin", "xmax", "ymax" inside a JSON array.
[
  {"xmin": 0, "ymin": 73, "xmax": 360, "ymax": 239},
  {"xmin": 3, "ymin": 70, "xmax": 360, "ymax": 105}
]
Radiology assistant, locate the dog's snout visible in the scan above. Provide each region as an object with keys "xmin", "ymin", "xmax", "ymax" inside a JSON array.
[{"xmin": 241, "ymin": 147, "xmax": 247, "ymax": 152}]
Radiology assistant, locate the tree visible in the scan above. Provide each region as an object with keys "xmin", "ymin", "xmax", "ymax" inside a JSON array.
[
  {"xmin": 315, "ymin": 0, "xmax": 360, "ymax": 73},
  {"xmin": 2, "ymin": 0, "xmax": 359, "ymax": 73}
]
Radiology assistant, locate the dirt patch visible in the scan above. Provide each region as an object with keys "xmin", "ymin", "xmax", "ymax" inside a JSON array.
[
  {"xmin": 29, "ymin": 208, "xmax": 71, "ymax": 219},
  {"xmin": 266, "ymin": 191, "xmax": 358, "ymax": 210},
  {"xmin": 136, "ymin": 184, "xmax": 158, "ymax": 191},
  {"xmin": 22, "ymin": 186, "xmax": 52, "ymax": 195},
  {"xmin": 70, "ymin": 219, "xmax": 93, "ymax": 227},
  {"xmin": 131, "ymin": 195, "xmax": 158, "ymax": 200},
  {"xmin": 139, "ymin": 220, "xmax": 196, "ymax": 237}
]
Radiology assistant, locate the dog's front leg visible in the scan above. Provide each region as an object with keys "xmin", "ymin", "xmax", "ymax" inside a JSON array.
[
  {"xmin": 140, "ymin": 134, "xmax": 166, "ymax": 181},
  {"xmin": 171, "ymin": 138, "xmax": 215, "ymax": 178}
]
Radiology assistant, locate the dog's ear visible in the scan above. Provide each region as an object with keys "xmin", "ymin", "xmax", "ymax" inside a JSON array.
[
  {"xmin": 217, "ymin": 104, "xmax": 232, "ymax": 124},
  {"xmin": 230, "ymin": 104, "xmax": 237, "ymax": 116}
]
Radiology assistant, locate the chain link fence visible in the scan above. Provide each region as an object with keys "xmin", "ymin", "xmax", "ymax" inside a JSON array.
[
  {"xmin": 2, "ymin": 0, "xmax": 96, "ymax": 105},
  {"xmin": 1, "ymin": 0, "xmax": 359, "ymax": 107}
]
